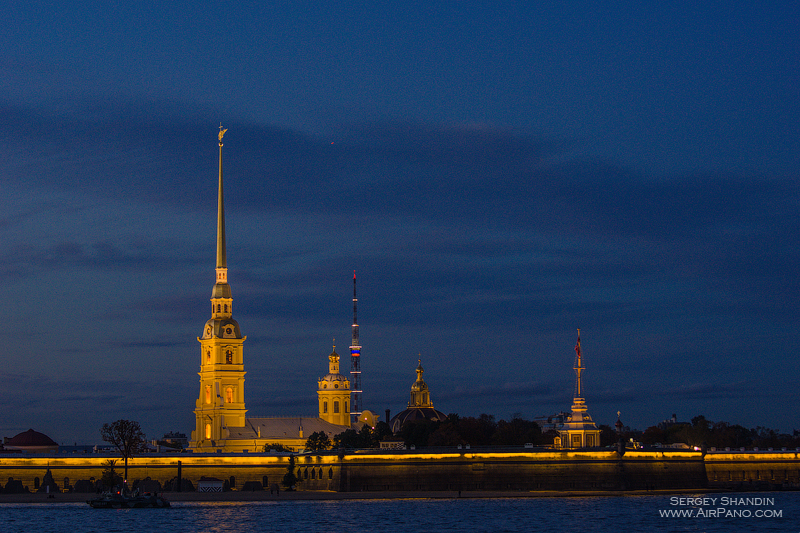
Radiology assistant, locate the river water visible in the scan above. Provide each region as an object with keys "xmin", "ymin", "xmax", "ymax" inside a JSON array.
[{"xmin": 1, "ymin": 492, "xmax": 797, "ymax": 532}]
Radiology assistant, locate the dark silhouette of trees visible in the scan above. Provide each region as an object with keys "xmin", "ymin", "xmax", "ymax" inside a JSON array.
[
  {"xmin": 395, "ymin": 413, "xmax": 546, "ymax": 448},
  {"xmin": 100, "ymin": 459, "xmax": 123, "ymax": 489},
  {"xmin": 457, "ymin": 414, "xmax": 497, "ymax": 445},
  {"xmin": 100, "ymin": 420, "xmax": 147, "ymax": 483},
  {"xmin": 282, "ymin": 455, "xmax": 298, "ymax": 490},
  {"xmin": 333, "ymin": 423, "xmax": 395, "ymax": 449},
  {"xmin": 262, "ymin": 442, "xmax": 293, "ymax": 452},
  {"xmin": 637, "ymin": 414, "xmax": 800, "ymax": 450},
  {"xmin": 491, "ymin": 413, "xmax": 542, "ymax": 445},
  {"xmin": 305, "ymin": 431, "xmax": 332, "ymax": 451},
  {"xmin": 333, "ymin": 428, "xmax": 368, "ymax": 449}
]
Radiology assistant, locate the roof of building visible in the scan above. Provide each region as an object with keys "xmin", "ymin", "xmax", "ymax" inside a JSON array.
[
  {"xmin": 6, "ymin": 429, "xmax": 58, "ymax": 447},
  {"xmin": 319, "ymin": 348, "xmax": 349, "ymax": 388},
  {"xmin": 226, "ymin": 417, "xmax": 352, "ymax": 441},
  {"xmin": 390, "ymin": 407, "xmax": 448, "ymax": 434}
]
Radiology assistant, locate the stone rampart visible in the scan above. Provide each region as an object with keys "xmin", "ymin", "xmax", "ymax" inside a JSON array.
[{"xmin": 0, "ymin": 448, "xmax": 710, "ymax": 493}]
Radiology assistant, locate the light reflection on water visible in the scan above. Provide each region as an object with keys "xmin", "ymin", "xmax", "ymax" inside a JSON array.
[{"xmin": 0, "ymin": 493, "xmax": 796, "ymax": 533}]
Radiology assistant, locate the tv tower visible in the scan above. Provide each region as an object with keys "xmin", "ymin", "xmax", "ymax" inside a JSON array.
[{"xmin": 350, "ymin": 271, "xmax": 362, "ymax": 423}]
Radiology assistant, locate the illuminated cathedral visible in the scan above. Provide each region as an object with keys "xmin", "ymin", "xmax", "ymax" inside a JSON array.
[
  {"xmin": 188, "ymin": 128, "xmax": 601, "ymax": 452},
  {"xmin": 189, "ymin": 128, "xmax": 359, "ymax": 452}
]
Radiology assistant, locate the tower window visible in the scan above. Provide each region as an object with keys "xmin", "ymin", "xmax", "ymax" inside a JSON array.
[
  {"xmin": 205, "ymin": 385, "xmax": 211, "ymax": 404},
  {"xmin": 205, "ymin": 424, "xmax": 211, "ymax": 439},
  {"xmin": 224, "ymin": 304, "xmax": 228, "ymax": 312},
  {"xmin": 217, "ymin": 304, "xmax": 221, "ymax": 313},
  {"xmin": 226, "ymin": 350, "xmax": 233, "ymax": 364},
  {"xmin": 323, "ymin": 402, "xmax": 328, "ymax": 414},
  {"xmin": 226, "ymin": 387, "xmax": 233, "ymax": 403},
  {"xmin": 345, "ymin": 401, "xmax": 348, "ymax": 413},
  {"xmin": 334, "ymin": 401, "xmax": 340, "ymax": 414}
]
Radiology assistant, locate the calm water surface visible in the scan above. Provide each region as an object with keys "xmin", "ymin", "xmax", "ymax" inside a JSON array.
[{"xmin": 1, "ymin": 492, "xmax": 797, "ymax": 532}]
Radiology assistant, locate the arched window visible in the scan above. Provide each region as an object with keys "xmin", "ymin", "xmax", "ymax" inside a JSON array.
[
  {"xmin": 205, "ymin": 385, "xmax": 211, "ymax": 404},
  {"xmin": 323, "ymin": 401, "xmax": 328, "ymax": 413},
  {"xmin": 311, "ymin": 469, "xmax": 316, "ymax": 479},
  {"xmin": 345, "ymin": 401, "xmax": 349, "ymax": 413},
  {"xmin": 333, "ymin": 401, "xmax": 340, "ymax": 413},
  {"xmin": 328, "ymin": 468, "xmax": 333, "ymax": 479},
  {"xmin": 206, "ymin": 351, "xmax": 211, "ymax": 363},
  {"xmin": 224, "ymin": 304, "xmax": 228, "ymax": 312},
  {"xmin": 226, "ymin": 387, "xmax": 233, "ymax": 403},
  {"xmin": 226, "ymin": 350, "xmax": 233, "ymax": 364},
  {"xmin": 205, "ymin": 424, "xmax": 211, "ymax": 439}
]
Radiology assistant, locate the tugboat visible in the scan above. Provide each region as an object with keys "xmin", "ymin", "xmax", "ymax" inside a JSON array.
[{"xmin": 87, "ymin": 487, "xmax": 170, "ymax": 508}]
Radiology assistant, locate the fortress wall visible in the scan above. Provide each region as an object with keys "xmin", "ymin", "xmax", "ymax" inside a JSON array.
[
  {"xmin": 0, "ymin": 455, "xmax": 293, "ymax": 492},
  {"xmin": 704, "ymin": 451, "xmax": 800, "ymax": 490},
  {"xmin": 12, "ymin": 449, "xmax": 800, "ymax": 493},
  {"xmin": 334, "ymin": 450, "xmax": 706, "ymax": 492}
]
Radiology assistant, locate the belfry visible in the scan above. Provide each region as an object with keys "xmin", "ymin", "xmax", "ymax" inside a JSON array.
[
  {"xmin": 318, "ymin": 344, "xmax": 351, "ymax": 426},
  {"xmin": 190, "ymin": 126, "xmax": 247, "ymax": 450}
]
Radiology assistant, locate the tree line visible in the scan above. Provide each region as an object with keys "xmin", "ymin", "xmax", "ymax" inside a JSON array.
[{"xmin": 306, "ymin": 413, "xmax": 800, "ymax": 451}]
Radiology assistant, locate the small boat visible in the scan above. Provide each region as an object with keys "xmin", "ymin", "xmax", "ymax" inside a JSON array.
[{"xmin": 87, "ymin": 490, "xmax": 170, "ymax": 508}]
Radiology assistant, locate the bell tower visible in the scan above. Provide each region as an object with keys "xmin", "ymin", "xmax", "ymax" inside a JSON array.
[
  {"xmin": 318, "ymin": 344, "xmax": 351, "ymax": 426},
  {"xmin": 191, "ymin": 126, "xmax": 247, "ymax": 451}
]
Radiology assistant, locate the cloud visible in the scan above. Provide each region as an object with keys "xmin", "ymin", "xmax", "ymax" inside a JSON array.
[{"xmin": 3, "ymin": 99, "xmax": 798, "ymax": 438}]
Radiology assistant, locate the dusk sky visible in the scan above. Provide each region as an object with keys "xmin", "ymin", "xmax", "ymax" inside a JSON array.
[{"xmin": 2, "ymin": 3, "xmax": 798, "ymax": 444}]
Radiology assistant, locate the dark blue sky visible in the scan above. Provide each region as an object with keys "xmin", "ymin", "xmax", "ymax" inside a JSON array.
[{"xmin": 2, "ymin": 2, "xmax": 798, "ymax": 444}]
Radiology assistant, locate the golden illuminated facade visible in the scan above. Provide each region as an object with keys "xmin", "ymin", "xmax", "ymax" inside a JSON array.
[
  {"xmin": 318, "ymin": 346, "xmax": 351, "ymax": 426},
  {"xmin": 191, "ymin": 127, "xmax": 247, "ymax": 450},
  {"xmin": 557, "ymin": 330, "xmax": 601, "ymax": 448}
]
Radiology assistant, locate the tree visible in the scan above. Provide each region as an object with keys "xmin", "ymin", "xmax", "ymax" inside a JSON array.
[
  {"xmin": 100, "ymin": 419, "xmax": 147, "ymax": 483},
  {"xmin": 491, "ymin": 414, "xmax": 541, "ymax": 445},
  {"xmin": 100, "ymin": 459, "xmax": 122, "ymax": 490},
  {"xmin": 263, "ymin": 442, "xmax": 292, "ymax": 452},
  {"xmin": 282, "ymin": 455, "xmax": 298, "ymax": 490},
  {"xmin": 457, "ymin": 414, "xmax": 497, "ymax": 445},
  {"xmin": 305, "ymin": 431, "xmax": 332, "ymax": 451}
]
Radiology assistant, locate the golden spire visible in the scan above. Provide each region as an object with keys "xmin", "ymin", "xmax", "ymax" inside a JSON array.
[{"xmin": 216, "ymin": 125, "xmax": 227, "ymax": 273}]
